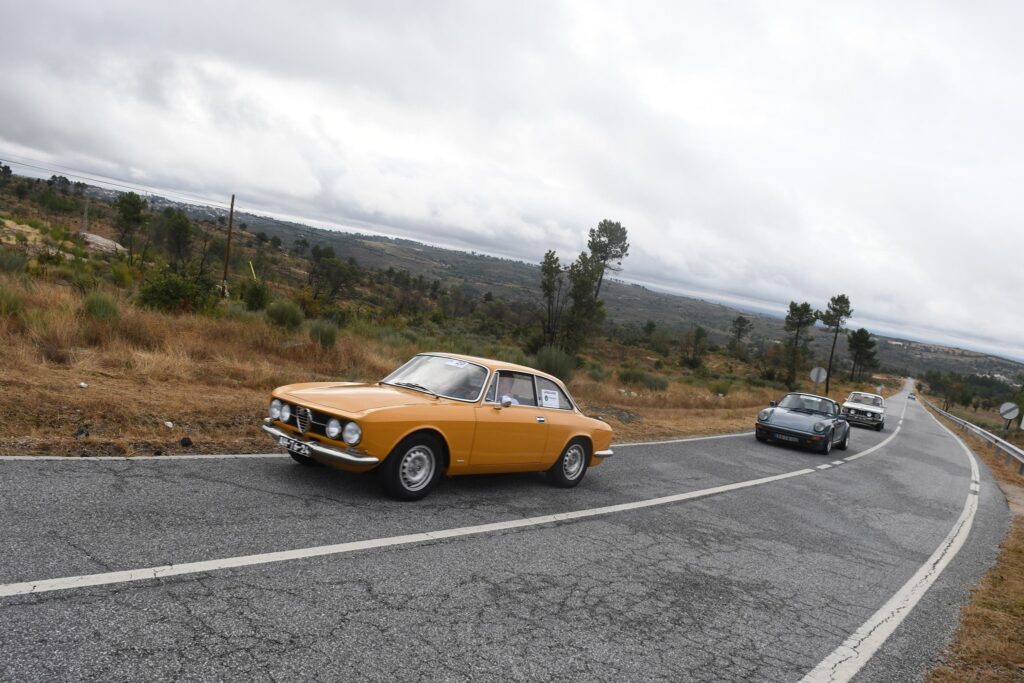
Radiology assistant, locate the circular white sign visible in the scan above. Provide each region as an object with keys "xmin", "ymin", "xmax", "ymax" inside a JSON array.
[
  {"xmin": 1000, "ymin": 402, "xmax": 1020, "ymax": 420},
  {"xmin": 810, "ymin": 367, "xmax": 827, "ymax": 384}
]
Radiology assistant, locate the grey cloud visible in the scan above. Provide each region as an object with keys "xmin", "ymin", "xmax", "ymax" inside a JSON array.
[{"xmin": 1, "ymin": 1, "xmax": 1021, "ymax": 360}]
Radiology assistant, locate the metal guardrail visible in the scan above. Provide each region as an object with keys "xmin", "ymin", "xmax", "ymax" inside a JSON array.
[{"xmin": 924, "ymin": 398, "xmax": 1024, "ymax": 475}]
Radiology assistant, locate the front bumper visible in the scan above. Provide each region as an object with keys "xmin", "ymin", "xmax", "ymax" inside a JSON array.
[
  {"xmin": 755, "ymin": 423, "xmax": 826, "ymax": 449},
  {"xmin": 595, "ymin": 449, "xmax": 614, "ymax": 459},
  {"xmin": 843, "ymin": 412, "xmax": 883, "ymax": 427},
  {"xmin": 262, "ymin": 422, "xmax": 380, "ymax": 466}
]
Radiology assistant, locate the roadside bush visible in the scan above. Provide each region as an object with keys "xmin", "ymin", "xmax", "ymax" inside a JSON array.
[
  {"xmin": 0, "ymin": 285, "xmax": 24, "ymax": 319},
  {"xmin": 309, "ymin": 320, "xmax": 338, "ymax": 349},
  {"xmin": 109, "ymin": 261, "xmax": 134, "ymax": 288},
  {"xmin": 710, "ymin": 379, "xmax": 732, "ymax": 396},
  {"xmin": 0, "ymin": 248, "xmax": 27, "ymax": 273},
  {"xmin": 240, "ymin": 279, "xmax": 271, "ymax": 311},
  {"xmin": 137, "ymin": 269, "xmax": 216, "ymax": 313},
  {"xmin": 266, "ymin": 300, "xmax": 303, "ymax": 330},
  {"xmin": 532, "ymin": 345, "xmax": 575, "ymax": 381},
  {"xmin": 83, "ymin": 292, "xmax": 119, "ymax": 322},
  {"xmin": 619, "ymin": 368, "xmax": 669, "ymax": 391}
]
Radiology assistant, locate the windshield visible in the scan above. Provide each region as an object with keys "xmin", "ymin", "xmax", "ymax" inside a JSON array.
[
  {"xmin": 778, "ymin": 394, "xmax": 837, "ymax": 416},
  {"xmin": 381, "ymin": 355, "xmax": 489, "ymax": 401},
  {"xmin": 849, "ymin": 393, "xmax": 883, "ymax": 407}
]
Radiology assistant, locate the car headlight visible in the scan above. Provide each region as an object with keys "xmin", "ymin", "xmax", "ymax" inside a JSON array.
[
  {"xmin": 842, "ymin": 407, "xmax": 850, "ymax": 414},
  {"xmin": 280, "ymin": 403, "xmax": 291, "ymax": 423},
  {"xmin": 269, "ymin": 399, "xmax": 282, "ymax": 419},
  {"xmin": 866, "ymin": 412, "xmax": 874, "ymax": 418},
  {"xmin": 342, "ymin": 421, "xmax": 362, "ymax": 445},
  {"xmin": 326, "ymin": 418, "xmax": 342, "ymax": 439},
  {"xmin": 758, "ymin": 409, "xmax": 771, "ymax": 422},
  {"xmin": 813, "ymin": 421, "xmax": 827, "ymax": 433}
]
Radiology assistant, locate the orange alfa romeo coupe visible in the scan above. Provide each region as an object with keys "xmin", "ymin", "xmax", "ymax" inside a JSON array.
[{"xmin": 261, "ymin": 353, "xmax": 614, "ymax": 500}]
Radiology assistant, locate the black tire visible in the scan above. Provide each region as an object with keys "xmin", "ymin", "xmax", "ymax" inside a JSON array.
[
  {"xmin": 379, "ymin": 434, "xmax": 443, "ymax": 501},
  {"xmin": 837, "ymin": 427, "xmax": 850, "ymax": 451},
  {"xmin": 289, "ymin": 449, "xmax": 319, "ymax": 466},
  {"xmin": 755, "ymin": 433, "xmax": 768, "ymax": 443},
  {"xmin": 547, "ymin": 439, "xmax": 590, "ymax": 488},
  {"xmin": 876, "ymin": 422, "xmax": 884, "ymax": 432},
  {"xmin": 820, "ymin": 430, "xmax": 833, "ymax": 455}
]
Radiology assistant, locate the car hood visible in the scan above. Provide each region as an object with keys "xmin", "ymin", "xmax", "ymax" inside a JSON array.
[
  {"xmin": 763, "ymin": 407, "xmax": 824, "ymax": 431},
  {"xmin": 277, "ymin": 382, "xmax": 436, "ymax": 415},
  {"xmin": 842, "ymin": 401, "xmax": 885, "ymax": 413}
]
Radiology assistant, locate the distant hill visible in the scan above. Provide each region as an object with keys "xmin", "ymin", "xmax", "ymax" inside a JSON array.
[{"xmin": 141, "ymin": 193, "xmax": 1024, "ymax": 381}]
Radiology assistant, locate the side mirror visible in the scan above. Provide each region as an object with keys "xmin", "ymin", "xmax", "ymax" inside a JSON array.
[
  {"xmin": 769, "ymin": 401, "xmax": 777, "ymax": 407},
  {"xmin": 498, "ymin": 395, "xmax": 513, "ymax": 409}
]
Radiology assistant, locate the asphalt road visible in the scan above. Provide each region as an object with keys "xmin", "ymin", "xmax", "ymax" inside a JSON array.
[{"xmin": 0, "ymin": 381, "xmax": 1010, "ymax": 682}]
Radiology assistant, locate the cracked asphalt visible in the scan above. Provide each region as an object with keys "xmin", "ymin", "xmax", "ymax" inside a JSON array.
[{"xmin": 0, "ymin": 384, "xmax": 1010, "ymax": 682}]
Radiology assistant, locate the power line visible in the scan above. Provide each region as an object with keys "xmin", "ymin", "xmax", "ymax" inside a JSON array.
[{"xmin": 0, "ymin": 151, "xmax": 233, "ymax": 210}]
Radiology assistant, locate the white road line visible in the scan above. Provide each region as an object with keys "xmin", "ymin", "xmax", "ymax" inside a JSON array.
[
  {"xmin": 800, "ymin": 391, "xmax": 980, "ymax": 683},
  {"xmin": 0, "ymin": 453, "xmax": 287, "ymax": 461},
  {"xmin": 0, "ymin": 432, "xmax": 755, "ymax": 462},
  {"xmin": 0, "ymin": 467, "xmax": 817, "ymax": 598},
  {"xmin": 830, "ymin": 461, "xmax": 844, "ymax": 466},
  {"xmin": 842, "ymin": 426, "xmax": 900, "ymax": 461},
  {"xmin": 615, "ymin": 431, "xmax": 752, "ymax": 448},
  {"xmin": 816, "ymin": 464, "xmax": 832, "ymax": 470}
]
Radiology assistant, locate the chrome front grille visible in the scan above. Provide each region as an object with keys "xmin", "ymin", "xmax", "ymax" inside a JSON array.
[{"xmin": 296, "ymin": 407, "xmax": 312, "ymax": 434}]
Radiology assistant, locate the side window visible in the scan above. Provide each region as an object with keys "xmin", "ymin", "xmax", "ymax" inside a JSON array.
[
  {"xmin": 496, "ymin": 371, "xmax": 537, "ymax": 407},
  {"xmin": 536, "ymin": 377, "xmax": 572, "ymax": 410}
]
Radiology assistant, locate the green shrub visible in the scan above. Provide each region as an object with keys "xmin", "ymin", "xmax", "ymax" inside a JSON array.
[
  {"xmin": 309, "ymin": 320, "xmax": 338, "ymax": 349},
  {"xmin": 587, "ymin": 366, "xmax": 609, "ymax": 382},
  {"xmin": 83, "ymin": 292, "xmax": 119, "ymax": 322},
  {"xmin": 137, "ymin": 269, "xmax": 216, "ymax": 313},
  {"xmin": 532, "ymin": 345, "xmax": 575, "ymax": 381},
  {"xmin": 0, "ymin": 248, "xmax": 27, "ymax": 273},
  {"xmin": 266, "ymin": 300, "xmax": 304, "ymax": 330},
  {"xmin": 710, "ymin": 379, "xmax": 732, "ymax": 396},
  {"xmin": 109, "ymin": 261, "xmax": 134, "ymax": 288},
  {"xmin": 619, "ymin": 368, "xmax": 669, "ymax": 391},
  {"xmin": 240, "ymin": 279, "xmax": 271, "ymax": 311},
  {"xmin": 0, "ymin": 285, "xmax": 24, "ymax": 318}
]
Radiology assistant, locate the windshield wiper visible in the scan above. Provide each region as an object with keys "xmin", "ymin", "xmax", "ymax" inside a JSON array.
[{"xmin": 391, "ymin": 381, "xmax": 438, "ymax": 397}]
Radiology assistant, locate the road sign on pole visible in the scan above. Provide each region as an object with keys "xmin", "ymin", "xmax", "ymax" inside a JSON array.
[
  {"xmin": 1000, "ymin": 402, "xmax": 1020, "ymax": 432},
  {"xmin": 810, "ymin": 367, "xmax": 827, "ymax": 394}
]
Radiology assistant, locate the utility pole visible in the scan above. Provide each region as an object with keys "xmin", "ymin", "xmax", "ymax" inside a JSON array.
[{"xmin": 220, "ymin": 194, "xmax": 235, "ymax": 298}]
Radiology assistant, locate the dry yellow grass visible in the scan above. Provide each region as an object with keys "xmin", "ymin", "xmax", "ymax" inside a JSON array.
[{"xmin": 927, "ymin": 408, "xmax": 1024, "ymax": 682}]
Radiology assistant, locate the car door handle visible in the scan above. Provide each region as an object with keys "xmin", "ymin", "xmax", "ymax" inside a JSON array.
[{"xmin": 536, "ymin": 416, "xmax": 546, "ymax": 423}]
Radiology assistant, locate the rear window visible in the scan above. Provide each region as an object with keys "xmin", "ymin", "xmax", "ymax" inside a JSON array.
[{"xmin": 536, "ymin": 377, "xmax": 573, "ymax": 410}]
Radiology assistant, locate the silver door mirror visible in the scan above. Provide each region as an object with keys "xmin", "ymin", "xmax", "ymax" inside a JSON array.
[
  {"xmin": 499, "ymin": 395, "xmax": 514, "ymax": 409},
  {"xmin": 769, "ymin": 400, "xmax": 777, "ymax": 408}
]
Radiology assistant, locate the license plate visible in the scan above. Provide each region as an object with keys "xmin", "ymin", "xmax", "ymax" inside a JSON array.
[
  {"xmin": 775, "ymin": 434, "xmax": 798, "ymax": 442},
  {"xmin": 279, "ymin": 435, "xmax": 310, "ymax": 455}
]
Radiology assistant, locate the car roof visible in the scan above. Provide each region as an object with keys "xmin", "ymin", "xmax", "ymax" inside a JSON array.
[
  {"xmin": 847, "ymin": 392, "xmax": 883, "ymax": 400},
  {"xmin": 417, "ymin": 352, "xmax": 565, "ymax": 387}
]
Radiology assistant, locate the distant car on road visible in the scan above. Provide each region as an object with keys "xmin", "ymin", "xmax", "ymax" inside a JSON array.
[
  {"xmin": 842, "ymin": 391, "xmax": 886, "ymax": 431},
  {"xmin": 261, "ymin": 352, "xmax": 614, "ymax": 500},
  {"xmin": 755, "ymin": 392, "xmax": 851, "ymax": 454},
  {"xmin": 908, "ymin": 392, "xmax": 917, "ymax": 401}
]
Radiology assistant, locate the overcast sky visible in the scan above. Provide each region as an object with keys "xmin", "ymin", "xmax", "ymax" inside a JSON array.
[{"xmin": 1, "ymin": 1, "xmax": 1021, "ymax": 361}]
